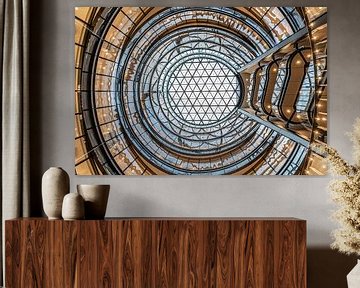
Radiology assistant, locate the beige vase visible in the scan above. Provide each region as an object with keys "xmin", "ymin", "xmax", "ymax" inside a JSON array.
[
  {"xmin": 62, "ymin": 192, "xmax": 85, "ymax": 220},
  {"xmin": 77, "ymin": 184, "xmax": 110, "ymax": 219},
  {"xmin": 42, "ymin": 167, "xmax": 70, "ymax": 219},
  {"xmin": 347, "ymin": 260, "xmax": 360, "ymax": 288}
]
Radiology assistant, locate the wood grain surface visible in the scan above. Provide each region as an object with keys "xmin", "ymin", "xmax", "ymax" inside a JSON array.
[{"xmin": 5, "ymin": 218, "xmax": 306, "ymax": 288}]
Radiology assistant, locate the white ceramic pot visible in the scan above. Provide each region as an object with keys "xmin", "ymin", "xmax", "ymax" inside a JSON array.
[
  {"xmin": 62, "ymin": 192, "xmax": 85, "ymax": 220},
  {"xmin": 42, "ymin": 167, "xmax": 70, "ymax": 219},
  {"xmin": 77, "ymin": 184, "xmax": 110, "ymax": 219},
  {"xmin": 347, "ymin": 259, "xmax": 360, "ymax": 288}
]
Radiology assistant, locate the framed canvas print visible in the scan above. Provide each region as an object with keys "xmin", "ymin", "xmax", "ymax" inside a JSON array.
[{"xmin": 75, "ymin": 7, "xmax": 327, "ymax": 175}]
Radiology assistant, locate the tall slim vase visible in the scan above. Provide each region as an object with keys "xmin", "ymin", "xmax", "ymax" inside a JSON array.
[
  {"xmin": 42, "ymin": 167, "xmax": 70, "ymax": 219},
  {"xmin": 347, "ymin": 260, "xmax": 360, "ymax": 288}
]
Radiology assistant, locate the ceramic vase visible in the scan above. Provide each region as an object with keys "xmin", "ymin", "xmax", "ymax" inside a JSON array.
[
  {"xmin": 42, "ymin": 167, "xmax": 70, "ymax": 219},
  {"xmin": 62, "ymin": 192, "xmax": 85, "ymax": 220},
  {"xmin": 77, "ymin": 184, "xmax": 110, "ymax": 219},
  {"xmin": 347, "ymin": 259, "xmax": 360, "ymax": 288}
]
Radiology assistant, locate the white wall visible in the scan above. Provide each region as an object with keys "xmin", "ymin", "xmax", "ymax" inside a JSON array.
[{"xmin": 31, "ymin": 0, "xmax": 360, "ymax": 250}]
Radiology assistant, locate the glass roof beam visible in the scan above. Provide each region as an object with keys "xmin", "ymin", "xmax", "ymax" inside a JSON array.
[
  {"xmin": 239, "ymin": 109, "xmax": 309, "ymax": 147},
  {"xmin": 238, "ymin": 13, "xmax": 326, "ymax": 73}
]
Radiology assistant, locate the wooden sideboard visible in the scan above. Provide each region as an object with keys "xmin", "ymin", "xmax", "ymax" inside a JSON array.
[{"xmin": 5, "ymin": 218, "xmax": 306, "ymax": 287}]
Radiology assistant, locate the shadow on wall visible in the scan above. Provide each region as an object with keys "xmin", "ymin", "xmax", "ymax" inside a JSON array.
[
  {"xmin": 29, "ymin": 0, "xmax": 45, "ymax": 216},
  {"xmin": 308, "ymin": 248, "xmax": 357, "ymax": 288}
]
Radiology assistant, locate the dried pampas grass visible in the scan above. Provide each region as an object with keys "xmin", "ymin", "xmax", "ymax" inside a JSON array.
[{"xmin": 312, "ymin": 118, "xmax": 360, "ymax": 256}]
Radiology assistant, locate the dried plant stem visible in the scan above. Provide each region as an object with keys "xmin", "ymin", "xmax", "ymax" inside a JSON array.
[{"xmin": 312, "ymin": 118, "xmax": 360, "ymax": 256}]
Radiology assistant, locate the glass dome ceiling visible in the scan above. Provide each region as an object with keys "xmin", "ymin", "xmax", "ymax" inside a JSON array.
[
  {"xmin": 167, "ymin": 58, "xmax": 240, "ymax": 126},
  {"xmin": 75, "ymin": 6, "xmax": 328, "ymax": 175}
]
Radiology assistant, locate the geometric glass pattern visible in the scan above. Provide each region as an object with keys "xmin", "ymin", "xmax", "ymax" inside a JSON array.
[{"xmin": 168, "ymin": 58, "xmax": 240, "ymax": 125}]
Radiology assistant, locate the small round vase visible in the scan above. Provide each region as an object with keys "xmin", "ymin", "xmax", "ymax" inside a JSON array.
[
  {"xmin": 77, "ymin": 184, "xmax": 110, "ymax": 219},
  {"xmin": 62, "ymin": 192, "xmax": 85, "ymax": 220},
  {"xmin": 42, "ymin": 167, "xmax": 70, "ymax": 219}
]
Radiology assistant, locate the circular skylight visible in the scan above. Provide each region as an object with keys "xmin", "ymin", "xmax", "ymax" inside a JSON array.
[{"xmin": 167, "ymin": 58, "xmax": 240, "ymax": 125}]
